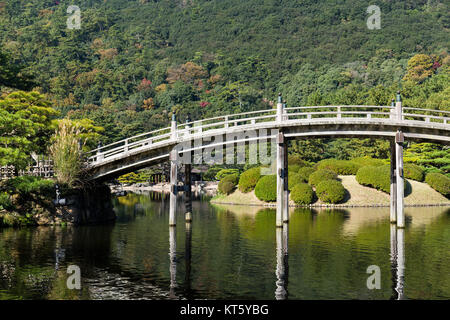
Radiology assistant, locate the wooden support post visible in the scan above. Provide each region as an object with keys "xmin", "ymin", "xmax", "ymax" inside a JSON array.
[
  {"xmin": 169, "ymin": 150, "xmax": 178, "ymax": 226},
  {"xmin": 395, "ymin": 130, "xmax": 405, "ymax": 228},
  {"xmin": 184, "ymin": 163, "xmax": 192, "ymax": 222},
  {"xmin": 275, "ymin": 227, "xmax": 288, "ymax": 300},
  {"xmin": 390, "ymin": 140, "xmax": 397, "ymax": 223},
  {"xmin": 283, "ymin": 139, "xmax": 289, "ymax": 223},
  {"xmin": 276, "ymin": 132, "xmax": 285, "ymax": 227}
]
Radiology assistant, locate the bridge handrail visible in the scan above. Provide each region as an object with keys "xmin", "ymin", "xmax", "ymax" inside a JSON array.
[{"xmin": 87, "ymin": 104, "xmax": 450, "ymax": 165}]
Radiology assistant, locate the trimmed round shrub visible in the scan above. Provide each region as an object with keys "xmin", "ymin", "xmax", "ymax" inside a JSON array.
[
  {"xmin": 308, "ymin": 169, "xmax": 338, "ymax": 187},
  {"xmin": 356, "ymin": 165, "xmax": 391, "ymax": 193},
  {"xmin": 255, "ymin": 175, "xmax": 277, "ymax": 202},
  {"xmin": 404, "ymin": 163, "xmax": 424, "ymax": 182},
  {"xmin": 316, "ymin": 180, "xmax": 346, "ymax": 204},
  {"xmin": 288, "ymin": 171, "xmax": 303, "ymax": 190},
  {"xmin": 425, "ymin": 173, "xmax": 450, "ymax": 198},
  {"xmin": 218, "ymin": 174, "xmax": 239, "ymax": 195},
  {"xmin": 288, "ymin": 164, "xmax": 301, "ymax": 173},
  {"xmin": 215, "ymin": 168, "xmax": 239, "ymax": 181},
  {"xmin": 316, "ymin": 159, "xmax": 360, "ymax": 175},
  {"xmin": 298, "ymin": 167, "xmax": 315, "ymax": 183},
  {"xmin": 351, "ymin": 157, "xmax": 386, "ymax": 167},
  {"xmin": 288, "ymin": 155, "xmax": 310, "ymax": 167},
  {"xmin": 238, "ymin": 167, "xmax": 261, "ymax": 193},
  {"xmin": 291, "ymin": 183, "xmax": 315, "ymax": 205}
]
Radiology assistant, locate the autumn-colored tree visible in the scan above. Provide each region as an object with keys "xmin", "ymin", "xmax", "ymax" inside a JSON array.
[
  {"xmin": 403, "ymin": 54, "xmax": 435, "ymax": 83},
  {"xmin": 166, "ymin": 62, "xmax": 208, "ymax": 88}
]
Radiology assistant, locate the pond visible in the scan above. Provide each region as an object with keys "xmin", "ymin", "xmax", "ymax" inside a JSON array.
[{"xmin": 0, "ymin": 191, "xmax": 449, "ymax": 300}]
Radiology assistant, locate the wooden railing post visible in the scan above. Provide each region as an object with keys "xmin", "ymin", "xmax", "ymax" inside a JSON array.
[
  {"xmin": 396, "ymin": 91, "xmax": 402, "ymax": 121},
  {"xmin": 277, "ymin": 93, "xmax": 283, "ymax": 123},
  {"xmin": 390, "ymin": 98, "xmax": 395, "ymax": 120},
  {"xmin": 171, "ymin": 114, "xmax": 177, "ymax": 140},
  {"xmin": 337, "ymin": 106, "xmax": 341, "ymax": 119},
  {"xmin": 224, "ymin": 116, "xmax": 229, "ymax": 129}
]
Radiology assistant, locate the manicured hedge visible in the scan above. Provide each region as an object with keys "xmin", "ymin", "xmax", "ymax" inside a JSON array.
[
  {"xmin": 288, "ymin": 165, "xmax": 301, "ymax": 173},
  {"xmin": 425, "ymin": 173, "xmax": 450, "ymax": 198},
  {"xmin": 255, "ymin": 175, "xmax": 277, "ymax": 202},
  {"xmin": 215, "ymin": 168, "xmax": 240, "ymax": 181},
  {"xmin": 218, "ymin": 174, "xmax": 239, "ymax": 195},
  {"xmin": 356, "ymin": 165, "xmax": 391, "ymax": 193},
  {"xmin": 288, "ymin": 155, "xmax": 310, "ymax": 167},
  {"xmin": 238, "ymin": 167, "xmax": 261, "ymax": 193},
  {"xmin": 315, "ymin": 180, "xmax": 346, "ymax": 204},
  {"xmin": 316, "ymin": 159, "xmax": 360, "ymax": 175},
  {"xmin": 290, "ymin": 183, "xmax": 315, "ymax": 205},
  {"xmin": 308, "ymin": 169, "xmax": 338, "ymax": 187},
  {"xmin": 288, "ymin": 171, "xmax": 303, "ymax": 190},
  {"xmin": 298, "ymin": 167, "xmax": 315, "ymax": 183},
  {"xmin": 351, "ymin": 157, "xmax": 386, "ymax": 167},
  {"xmin": 404, "ymin": 163, "xmax": 424, "ymax": 182}
]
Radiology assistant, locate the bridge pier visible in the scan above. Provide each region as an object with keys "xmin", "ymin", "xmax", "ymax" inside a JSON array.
[
  {"xmin": 395, "ymin": 130, "xmax": 405, "ymax": 228},
  {"xmin": 390, "ymin": 140, "xmax": 397, "ymax": 223},
  {"xmin": 169, "ymin": 149, "xmax": 178, "ymax": 226},
  {"xmin": 276, "ymin": 131, "xmax": 289, "ymax": 227}
]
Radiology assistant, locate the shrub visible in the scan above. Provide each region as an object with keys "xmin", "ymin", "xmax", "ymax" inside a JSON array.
[
  {"xmin": 316, "ymin": 180, "xmax": 346, "ymax": 204},
  {"xmin": 425, "ymin": 173, "xmax": 450, "ymax": 197},
  {"xmin": 351, "ymin": 157, "xmax": 386, "ymax": 167},
  {"xmin": 288, "ymin": 155, "xmax": 310, "ymax": 167},
  {"xmin": 216, "ymin": 168, "xmax": 240, "ymax": 181},
  {"xmin": 298, "ymin": 167, "xmax": 315, "ymax": 183},
  {"xmin": 50, "ymin": 120, "xmax": 87, "ymax": 187},
  {"xmin": 255, "ymin": 175, "xmax": 277, "ymax": 202},
  {"xmin": 0, "ymin": 192, "xmax": 13, "ymax": 210},
  {"xmin": 290, "ymin": 183, "xmax": 315, "ymax": 205},
  {"xmin": 316, "ymin": 159, "xmax": 360, "ymax": 175},
  {"xmin": 288, "ymin": 165, "xmax": 301, "ymax": 173},
  {"xmin": 2, "ymin": 176, "xmax": 55, "ymax": 197},
  {"xmin": 404, "ymin": 163, "xmax": 424, "ymax": 182},
  {"xmin": 238, "ymin": 167, "xmax": 261, "ymax": 193},
  {"xmin": 308, "ymin": 169, "xmax": 338, "ymax": 187},
  {"xmin": 288, "ymin": 171, "xmax": 303, "ymax": 190},
  {"xmin": 356, "ymin": 165, "xmax": 391, "ymax": 193},
  {"xmin": 218, "ymin": 174, "xmax": 239, "ymax": 195}
]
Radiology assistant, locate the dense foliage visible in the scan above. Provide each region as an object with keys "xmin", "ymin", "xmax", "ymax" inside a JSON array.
[
  {"xmin": 218, "ymin": 173, "xmax": 239, "ymax": 195},
  {"xmin": 238, "ymin": 167, "xmax": 260, "ymax": 193},
  {"xmin": 254, "ymin": 175, "xmax": 277, "ymax": 202},
  {"xmin": 216, "ymin": 168, "xmax": 240, "ymax": 181},
  {"xmin": 316, "ymin": 159, "xmax": 360, "ymax": 175},
  {"xmin": 308, "ymin": 169, "xmax": 338, "ymax": 187},
  {"xmin": 290, "ymin": 183, "xmax": 314, "ymax": 205},
  {"xmin": 297, "ymin": 167, "xmax": 315, "ymax": 183},
  {"xmin": 356, "ymin": 165, "xmax": 391, "ymax": 193},
  {"xmin": 425, "ymin": 173, "xmax": 450, "ymax": 198},
  {"xmin": 315, "ymin": 180, "xmax": 346, "ymax": 204},
  {"xmin": 404, "ymin": 163, "xmax": 425, "ymax": 182}
]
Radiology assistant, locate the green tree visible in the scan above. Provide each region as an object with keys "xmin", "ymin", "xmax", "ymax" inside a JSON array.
[{"xmin": 0, "ymin": 91, "xmax": 58, "ymax": 170}]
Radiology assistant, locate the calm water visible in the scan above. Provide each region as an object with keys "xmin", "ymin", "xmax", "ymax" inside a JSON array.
[{"xmin": 0, "ymin": 191, "xmax": 449, "ymax": 300}]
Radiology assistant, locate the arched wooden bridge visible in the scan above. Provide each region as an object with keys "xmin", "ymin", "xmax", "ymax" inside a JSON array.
[{"xmin": 85, "ymin": 93, "xmax": 450, "ymax": 228}]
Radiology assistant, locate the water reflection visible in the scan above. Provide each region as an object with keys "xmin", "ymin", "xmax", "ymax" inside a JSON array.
[
  {"xmin": 169, "ymin": 226, "xmax": 177, "ymax": 299},
  {"xmin": 0, "ymin": 192, "xmax": 449, "ymax": 300},
  {"xmin": 275, "ymin": 224, "xmax": 289, "ymax": 300}
]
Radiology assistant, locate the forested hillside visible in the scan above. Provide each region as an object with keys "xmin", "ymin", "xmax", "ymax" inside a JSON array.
[{"xmin": 0, "ymin": 0, "xmax": 449, "ymax": 170}]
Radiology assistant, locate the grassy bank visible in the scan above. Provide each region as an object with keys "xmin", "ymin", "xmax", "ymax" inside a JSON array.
[{"xmin": 211, "ymin": 175, "xmax": 450, "ymax": 208}]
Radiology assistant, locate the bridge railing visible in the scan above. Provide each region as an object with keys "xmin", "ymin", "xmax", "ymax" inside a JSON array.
[{"xmin": 86, "ymin": 104, "xmax": 449, "ymax": 166}]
